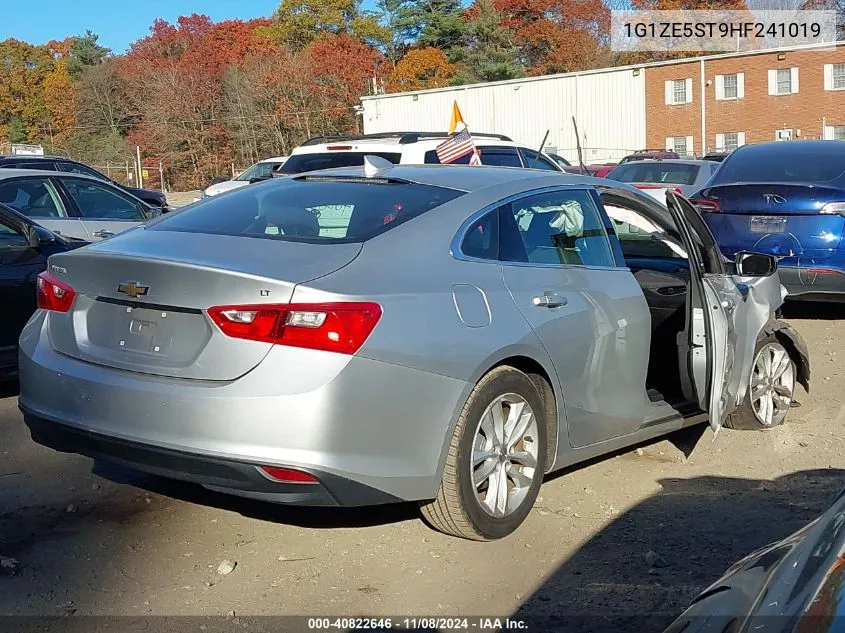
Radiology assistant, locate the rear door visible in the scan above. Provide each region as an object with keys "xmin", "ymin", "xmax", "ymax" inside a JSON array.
[
  {"xmin": 0, "ymin": 176, "xmax": 87, "ymax": 239},
  {"xmin": 665, "ymin": 190, "xmax": 782, "ymax": 432},
  {"xmin": 58, "ymin": 177, "xmax": 150, "ymax": 240}
]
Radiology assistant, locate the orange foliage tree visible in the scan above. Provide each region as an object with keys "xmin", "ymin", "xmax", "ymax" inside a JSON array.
[{"xmin": 388, "ymin": 47, "xmax": 455, "ymax": 91}]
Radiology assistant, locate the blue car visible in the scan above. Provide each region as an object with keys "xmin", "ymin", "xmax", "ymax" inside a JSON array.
[{"xmin": 691, "ymin": 141, "xmax": 845, "ymax": 302}]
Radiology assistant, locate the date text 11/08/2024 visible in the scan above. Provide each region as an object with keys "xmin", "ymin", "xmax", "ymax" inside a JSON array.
[{"xmin": 306, "ymin": 617, "xmax": 529, "ymax": 631}]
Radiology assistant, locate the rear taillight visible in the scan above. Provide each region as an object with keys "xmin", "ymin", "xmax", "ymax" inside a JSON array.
[
  {"xmin": 690, "ymin": 198, "xmax": 721, "ymax": 213},
  {"xmin": 207, "ymin": 302, "xmax": 382, "ymax": 355},
  {"xmin": 36, "ymin": 271, "xmax": 76, "ymax": 312},
  {"xmin": 326, "ymin": 145, "xmax": 353, "ymax": 151},
  {"xmin": 258, "ymin": 466, "xmax": 318, "ymax": 484},
  {"xmin": 820, "ymin": 202, "xmax": 845, "ymax": 216}
]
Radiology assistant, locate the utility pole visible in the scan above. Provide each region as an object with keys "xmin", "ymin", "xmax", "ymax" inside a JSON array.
[{"xmin": 136, "ymin": 146, "xmax": 143, "ymax": 188}]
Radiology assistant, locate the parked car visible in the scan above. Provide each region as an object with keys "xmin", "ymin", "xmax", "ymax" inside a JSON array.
[
  {"xmin": 199, "ymin": 156, "xmax": 289, "ymax": 199},
  {"xmin": 19, "ymin": 161, "xmax": 809, "ymax": 541},
  {"xmin": 276, "ymin": 132, "xmax": 564, "ymax": 173},
  {"xmin": 618, "ymin": 149, "xmax": 680, "ymax": 164},
  {"xmin": 701, "ymin": 150, "xmax": 733, "ymax": 162},
  {"xmin": 562, "ymin": 162, "xmax": 617, "ymax": 177},
  {"xmin": 0, "ymin": 155, "xmax": 168, "ymax": 210},
  {"xmin": 606, "ymin": 159, "xmax": 721, "ymax": 199},
  {"xmin": 690, "ymin": 141, "xmax": 845, "ymax": 302},
  {"xmin": 663, "ymin": 487, "xmax": 845, "ymax": 633},
  {"xmin": 0, "ymin": 202, "xmax": 87, "ymax": 380},
  {"xmin": 0, "ymin": 169, "xmax": 155, "ymax": 242},
  {"xmin": 546, "ymin": 152, "xmax": 571, "ymax": 168}
]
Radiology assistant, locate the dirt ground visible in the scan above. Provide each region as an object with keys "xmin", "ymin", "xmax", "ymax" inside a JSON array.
[{"xmin": 2, "ymin": 304, "xmax": 845, "ymax": 631}]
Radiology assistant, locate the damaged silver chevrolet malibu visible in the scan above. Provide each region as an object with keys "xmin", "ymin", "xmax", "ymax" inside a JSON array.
[{"xmin": 17, "ymin": 163, "xmax": 810, "ymax": 541}]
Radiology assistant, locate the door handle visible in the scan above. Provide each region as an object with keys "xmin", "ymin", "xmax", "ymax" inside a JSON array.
[
  {"xmin": 93, "ymin": 230, "xmax": 114, "ymax": 238},
  {"xmin": 533, "ymin": 292, "xmax": 567, "ymax": 308}
]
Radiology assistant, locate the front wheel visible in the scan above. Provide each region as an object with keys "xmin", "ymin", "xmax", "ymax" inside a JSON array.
[
  {"xmin": 725, "ymin": 336, "xmax": 796, "ymax": 430},
  {"xmin": 420, "ymin": 366, "xmax": 548, "ymax": 541}
]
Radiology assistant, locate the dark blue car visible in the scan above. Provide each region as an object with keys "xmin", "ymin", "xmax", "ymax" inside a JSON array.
[{"xmin": 691, "ymin": 141, "xmax": 845, "ymax": 302}]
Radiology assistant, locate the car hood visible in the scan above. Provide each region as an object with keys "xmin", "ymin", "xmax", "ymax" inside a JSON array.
[
  {"xmin": 205, "ymin": 180, "xmax": 248, "ymax": 196},
  {"xmin": 663, "ymin": 489, "xmax": 845, "ymax": 633},
  {"xmin": 123, "ymin": 185, "xmax": 166, "ymax": 203}
]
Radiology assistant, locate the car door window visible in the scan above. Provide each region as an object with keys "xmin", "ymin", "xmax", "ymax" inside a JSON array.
[
  {"xmin": 477, "ymin": 147, "xmax": 522, "ymax": 168},
  {"xmin": 503, "ymin": 189, "xmax": 615, "ymax": 267},
  {"xmin": 58, "ymin": 161, "xmax": 106, "ymax": 180},
  {"xmin": 0, "ymin": 178, "xmax": 68, "ymax": 218},
  {"xmin": 62, "ymin": 178, "xmax": 148, "ymax": 220},
  {"xmin": 460, "ymin": 210, "xmax": 500, "ymax": 260},
  {"xmin": 0, "ymin": 215, "xmax": 28, "ymax": 249},
  {"xmin": 520, "ymin": 149, "xmax": 560, "ymax": 171},
  {"xmin": 600, "ymin": 196, "xmax": 688, "ymax": 260}
]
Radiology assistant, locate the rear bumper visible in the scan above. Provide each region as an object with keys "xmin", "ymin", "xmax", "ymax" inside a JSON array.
[
  {"xmin": 22, "ymin": 409, "xmax": 397, "ymax": 506},
  {"xmin": 778, "ymin": 265, "xmax": 845, "ymax": 301},
  {"xmin": 18, "ymin": 312, "xmax": 469, "ymax": 505}
]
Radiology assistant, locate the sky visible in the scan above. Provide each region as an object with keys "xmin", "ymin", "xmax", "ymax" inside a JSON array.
[{"xmin": 1, "ymin": 0, "xmax": 282, "ymax": 53}]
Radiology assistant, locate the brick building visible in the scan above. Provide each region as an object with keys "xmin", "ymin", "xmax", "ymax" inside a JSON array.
[{"xmin": 646, "ymin": 44, "xmax": 845, "ymax": 156}]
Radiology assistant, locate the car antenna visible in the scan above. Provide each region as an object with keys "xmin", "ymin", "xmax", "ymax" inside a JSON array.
[
  {"xmin": 572, "ymin": 116, "xmax": 587, "ymax": 176},
  {"xmin": 530, "ymin": 130, "xmax": 550, "ymax": 169}
]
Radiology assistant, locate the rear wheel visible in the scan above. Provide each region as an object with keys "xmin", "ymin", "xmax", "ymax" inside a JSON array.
[
  {"xmin": 725, "ymin": 336, "xmax": 796, "ymax": 430},
  {"xmin": 420, "ymin": 366, "xmax": 548, "ymax": 541}
]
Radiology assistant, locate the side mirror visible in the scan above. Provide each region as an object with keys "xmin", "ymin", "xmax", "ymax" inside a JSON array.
[
  {"xmin": 27, "ymin": 228, "xmax": 41, "ymax": 248},
  {"xmin": 27, "ymin": 226, "xmax": 55, "ymax": 248},
  {"xmin": 735, "ymin": 251, "xmax": 777, "ymax": 277}
]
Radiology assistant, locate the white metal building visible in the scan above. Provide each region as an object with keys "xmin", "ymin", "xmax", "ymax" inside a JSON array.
[{"xmin": 360, "ymin": 65, "xmax": 647, "ymax": 164}]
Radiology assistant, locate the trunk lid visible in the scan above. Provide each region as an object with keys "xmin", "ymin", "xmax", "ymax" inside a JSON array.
[
  {"xmin": 699, "ymin": 184, "xmax": 845, "ymax": 260},
  {"xmin": 45, "ymin": 229, "xmax": 362, "ymax": 381}
]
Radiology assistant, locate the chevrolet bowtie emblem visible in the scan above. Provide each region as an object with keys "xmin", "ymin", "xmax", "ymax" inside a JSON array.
[{"xmin": 117, "ymin": 281, "xmax": 149, "ymax": 298}]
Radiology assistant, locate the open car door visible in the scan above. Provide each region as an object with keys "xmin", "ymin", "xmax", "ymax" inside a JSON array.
[{"xmin": 664, "ymin": 190, "xmax": 783, "ymax": 433}]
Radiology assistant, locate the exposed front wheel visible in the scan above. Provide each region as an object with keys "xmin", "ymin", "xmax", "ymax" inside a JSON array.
[
  {"xmin": 420, "ymin": 366, "xmax": 548, "ymax": 540},
  {"xmin": 726, "ymin": 337, "xmax": 796, "ymax": 430}
]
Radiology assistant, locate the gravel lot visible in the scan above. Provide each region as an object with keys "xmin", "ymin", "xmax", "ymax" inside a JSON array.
[{"xmin": 1, "ymin": 304, "xmax": 844, "ymax": 631}]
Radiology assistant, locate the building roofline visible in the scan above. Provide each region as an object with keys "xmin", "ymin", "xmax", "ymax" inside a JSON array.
[{"xmin": 362, "ymin": 40, "xmax": 844, "ymax": 101}]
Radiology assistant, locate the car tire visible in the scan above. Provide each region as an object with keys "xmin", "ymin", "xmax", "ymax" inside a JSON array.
[
  {"xmin": 420, "ymin": 366, "xmax": 548, "ymax": 541},
  {"xmin": 725, "ymin": 334, "xmax": 796, "ymax": 431}
]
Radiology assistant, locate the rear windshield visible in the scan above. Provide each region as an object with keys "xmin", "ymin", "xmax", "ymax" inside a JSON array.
[
  {"xmin": 608, "ymin": 163, "xmax": 700, "ymax": 185},
  {"xmin": 278, "ymin": 152, "xmax": 402, "ymax": 174},
  {"xmin": 149, "ymin": 177, "xmax": 464, "ymax": 243},
  {"xmin": 714, "ymin": 148, "xmax": 845, "ymax": 183}
]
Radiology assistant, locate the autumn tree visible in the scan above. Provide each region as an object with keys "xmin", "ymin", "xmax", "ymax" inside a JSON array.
[
  {"xmin": 0, "ymin": 39, "xmax": 54, "ymax": 142},
  {"xmin": 388, "ymin": 47, "xmax": 455, "ymax": 90},
  {"xmin": 263, "ymin": 0, "xmax": 389, "ymax": 50}
]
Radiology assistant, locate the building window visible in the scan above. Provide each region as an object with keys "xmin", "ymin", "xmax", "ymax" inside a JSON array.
[
  {"xmin": 723, "ymin": 133, "xmax": 739, "ymax": 151},
  {"xmin": 723, "ymin": 74, "xmax": 738, "ymax": 99},
  {"xmin": 835, "ymin": 126, "xmax": 845, "ymax": 141},
  {"xmin": 835, "ymin": 64, "xmax": 845, "ymax": 90},
  {"xmin": 673, "ymin": 79, "xmax": 687, "ymax": 104},
  {"xmin": 671, "ymin": 136, "xmax": 687, "ymax": 154},
  {"xmin": 775, "ymin": 129, "xmax": 793, "ymax": 142},
  {"xmin": 776, "ymin": 68, "xmax": 792, "ymax": 94}
]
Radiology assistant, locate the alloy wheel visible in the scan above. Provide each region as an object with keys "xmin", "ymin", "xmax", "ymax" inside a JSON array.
[{"xmin": 750, "ymin": 342, "xmax": 795, "ymax": 427}]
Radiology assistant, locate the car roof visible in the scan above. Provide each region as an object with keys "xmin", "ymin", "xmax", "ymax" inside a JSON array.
[
  {"xmin": 0, "ymin": 167, "xmax": 101, "ymax": 181},
  {"xmin": 292, "ymin": 138, "xmax": 528, "ymax": 156},
  {"xmin": 292, "ymin": 163, "xmax": 612, "ymax": 192},
  {"xmin": 613, "ymin": 159, "xmax": 717, "ymax": 166},
  {"xmin": 732, "ymin": 140, "xmax": 845, "ymax": 158},
  {"xmin": 0, "ymin": 155, "xmax": 74, "ymax": 161},
  {"xmin": 257, "ymin": 156, "xmax": 288, "ymax": 163}
]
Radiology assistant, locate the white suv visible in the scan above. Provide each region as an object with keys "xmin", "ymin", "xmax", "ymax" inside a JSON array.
[{"xmin": 276, "ymin": 132, "xmax": 563, "ymax": 174}]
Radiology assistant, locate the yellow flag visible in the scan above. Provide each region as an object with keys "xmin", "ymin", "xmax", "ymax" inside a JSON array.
[{"xmin": 448, "ymin": 101, "xmax": 466, "ymax": 134}]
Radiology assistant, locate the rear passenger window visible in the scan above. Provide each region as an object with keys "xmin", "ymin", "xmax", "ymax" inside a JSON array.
[
  {"xmin": 476, "ymin": 148, "xmax": 522, "ymax": 168},
  {"xmin": 520, "ymin": 149, "xmax": 560, "ymax": 171},
  {"xmin": 461, "ymin": 211, "xmax": 499, "ymax": 260},
  {"xmin": 504, "ymin": 190, "xmax": 614, "ymax": 267},
  {"xmin": 0, "ymin": 178, "xmax": 68, "ymax": 218}
]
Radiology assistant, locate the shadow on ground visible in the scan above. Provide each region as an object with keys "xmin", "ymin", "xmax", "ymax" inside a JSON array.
[
  {"xmin": 781, "ymin": 302, "xmax": 845, "ymax": 321},
  {"xmin": 511, "ymin": 468, "xmax": 845, "ymax": 633}
]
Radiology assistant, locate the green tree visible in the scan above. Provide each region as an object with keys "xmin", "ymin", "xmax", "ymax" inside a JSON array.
[
  {"xmin": 374, "ymin": 0, "xmax": 415, "ymax": 65},
  {"xmin": 264, "ymin": 0, "xmax": 389, "ymax": 50},
  {"xmin": 67, "ymin": 30, "xmax": 110, "ymax": 76},
  {"xmin": 451, "ymin": 0, "xmax": 524, "ymax": 84},
  {"xmin": 412, "ymin": 0, "xmax": 468, "ymax": 55},
  {"xmin": 9, "ymin": 116, "xmax": 26, "ymax": 143}
]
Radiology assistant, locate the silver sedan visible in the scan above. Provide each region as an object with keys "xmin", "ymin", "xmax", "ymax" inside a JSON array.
[{"xmin": 18, "ymin": 160, "xmax": 810, "ymax": 540}]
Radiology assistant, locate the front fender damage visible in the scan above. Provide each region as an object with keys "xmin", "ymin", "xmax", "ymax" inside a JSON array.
[{"xmin": 763, "ymin": 319, "xmax": 811, "ymax": 393}]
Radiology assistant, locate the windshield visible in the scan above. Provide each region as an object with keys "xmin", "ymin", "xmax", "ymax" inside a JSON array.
[
  {"xmin": 608, "ymin": 163, "xmax": 700, "ymax": 185},
  {"xmin": 149, "ymin": 177, "xmax": 464, "ymax": 243},
  {"xmin": 279, "ymin": 152, "xmax": 402, "ymax": 174},
  {"xmin": 235, "ymin": 161, "xmax": 284, "ymax": 182}
]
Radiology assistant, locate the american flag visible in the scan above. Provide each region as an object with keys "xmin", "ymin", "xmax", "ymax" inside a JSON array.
[{"xmin": 435, "ymin": 128, "xmax": 475, "ymax": 164}]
